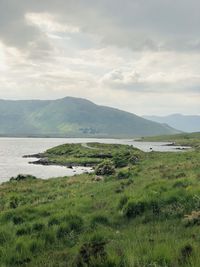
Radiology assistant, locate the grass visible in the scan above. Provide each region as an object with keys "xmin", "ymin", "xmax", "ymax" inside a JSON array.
[
  {"xmin": 140, "ymin": 132, "xmax": 200, "ymax": 149},
  {"xmin": 0, "ymin": 135, "xmax": 200, "ymax": 266}
]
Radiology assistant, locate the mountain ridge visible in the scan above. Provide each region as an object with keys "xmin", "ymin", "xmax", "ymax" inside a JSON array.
[
  {"xmin": 143, "ymin": 114, "xmax": 200, "ymax": 133},
  {"xmin": 0, "ymin": 97, "xmax": 179, "ymax": 138}
]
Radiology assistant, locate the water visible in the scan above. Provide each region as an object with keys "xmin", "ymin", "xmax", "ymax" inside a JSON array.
[{"xmin": 0, "ymin": 137, "xmax": 189, "ymax": 183}]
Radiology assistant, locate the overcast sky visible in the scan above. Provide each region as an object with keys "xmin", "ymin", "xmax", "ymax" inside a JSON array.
[{"xmin": 0, "ymin": 0, "xmax": 199, "ymax": 115}]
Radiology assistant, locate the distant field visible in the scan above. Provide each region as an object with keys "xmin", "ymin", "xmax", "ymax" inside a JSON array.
[
  {"xmin": 0, "ymin": 134, "xmax": 200, "ymax": 266},
  {"xmin": 141, "ymin": 132, "xmax": 200, "ymax": 149}
]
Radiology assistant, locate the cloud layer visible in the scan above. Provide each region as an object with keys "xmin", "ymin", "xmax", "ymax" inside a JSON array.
[{"xmin": 0, "ymin": 0, "xmax": 199, "ymax": 115}]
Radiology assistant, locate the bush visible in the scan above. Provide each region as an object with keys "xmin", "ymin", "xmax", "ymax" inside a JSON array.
[
  {"xmin": 32, "ymin": 223, "xmax": 45, "ymax": 232},
  {"xmin": 56, "ymin": 215, "xmax": 84, "ymax": 239},
  {"xmin": 95, "ymin": 161, "xmax": 115, "ymax": 176},
  {"xmin": 184, "ymin": 211, "xmax": 200, "ymax": 226},
  {"xmin": 9, "ymin": 196, "xmax": 19, "ymax": 209},
  {"xmin": 75, "ymin": 233, "xmax": 107, "ymax": 266},
  {"xmin": 64, "ymin": 215, "xmax": 84, "ymax": 233},
  {"xmin": 56, "ymin": 224, "xmax": 70, "ymax": 239},
  {"xmin": 48, "ymin": 217, "xmax": 60, "ymax": 227},
  {"xmin": 12, "ymin": 215, "xmax": 24, "ymax": 225},
  {"xmin": 0, "ymin": 230, "xmax": 11, "ymax": 245},
  {"xmin": 90, "ymin": 215, "xmax": 109, "ymax": 228},
  {"xmin": 179, "ymin": 244, "xmax": 193, "ymax": 264},
  {"xmin": 16, "ymin": 225, "xmax": 31, "ymax": 236},
  {"xmin": 41, "ymin": 230, "xmax": 56, "ymax": 245},
  {"xmin": 113, "ymin": 154, "xmax": 128, "ymax": 168},
  {"xmin": 117, "ymin": 170, "xmax": 132, "ymax": 180},
  {"xmin": 123, "ymin": 201, "xmax": 146, "ymax": 219},
  {"xmin": 29, "ymin": 239, "xmax": 43, "ymax": 254},
  {"xmin": 10, "ymin": 174, "xmax": 36, "ymax": 182},
  {"xmin": 118, "ymin": 195, "xmax": 129, "ymax": 209}
]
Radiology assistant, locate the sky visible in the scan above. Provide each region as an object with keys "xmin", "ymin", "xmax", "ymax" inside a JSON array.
[{"xmin": 0, "ymin": 0, "xmax": 199, "ymax": 115}]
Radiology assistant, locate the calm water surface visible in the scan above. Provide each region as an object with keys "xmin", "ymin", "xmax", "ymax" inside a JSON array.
[{"xmin": 0, "ymin": 138, "xmax": 189, "ymax": 183}]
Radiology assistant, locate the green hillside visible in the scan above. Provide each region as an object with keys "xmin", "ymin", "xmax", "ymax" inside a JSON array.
[
  {"xmin": 0, "ymin": 97, "xmax": 178, "ymax": 138},
  {"xmin": 0, "ymin": 134, "xmax": 200, "ymax": 266}
]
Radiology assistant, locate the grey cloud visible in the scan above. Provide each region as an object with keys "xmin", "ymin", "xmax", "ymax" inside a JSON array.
[{"xmin": 1, "ymin": 0, "xmax": 200, "ymax": 52}]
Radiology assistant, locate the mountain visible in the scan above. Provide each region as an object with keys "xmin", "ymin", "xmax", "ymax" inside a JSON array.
[
  {"xmin": 143, "ymin": 114, "xmax": 200, "ymax": 133},
  {"xmin": 0, "ymin": 97, "xmax": 179, "ymax": 138}
]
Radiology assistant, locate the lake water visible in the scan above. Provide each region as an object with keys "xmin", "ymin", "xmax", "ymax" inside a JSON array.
[{"xmin": 0, "ymin": 137, "xmax": 189, "ymax": 183}]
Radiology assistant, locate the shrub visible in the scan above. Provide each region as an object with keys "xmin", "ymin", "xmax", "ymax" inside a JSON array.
[
  {"xmin": 9, "ymin": 196, "xmax": 19, "ymax": 209},
  {"xmin": 128, "ymin": 155, "xmax": 139, "ymax": 165},
  {"xmin": 184, "ymin": 211, "xmax": 200, "ymax": 226},
  {"xmin": 56, "ymin": 215, "xmax": 83, "ymax": 239},
  {"xmin": 117, "ymin": 170, "xmax": 132, "ymax": 180},
  {"xmin": 41, "ymin": 230, "xmax": 56, "ymax": 245},
  {"xmin": 90, "ymin": 215, "xmax": 109, "ymax": 228},
  {"xmin": 32, "ymin": 223, "xmax": 45, "ymax": 232},
  {"xmin": 64, "ymin": 215, "xmax": 84, "ymax": 233},
  {"xmin": 10, "ymin": 174, "xmax": 36, "ymax": 182},
  {"xmin": 16, "ymin": 225, "xmax": 31, "ymax": 236},
  {"xmin": 113, "ymin": 154, "xmax": 128, "ymax": 168},
  {"xmin": 118, "ymin": 195, "xmax": 129, "ymax": 209},
  {"xmin": 56, "ymin": 224, "xmax": 70, "ymax": 239},
  {"xmin": 29, "ymin": 239, "xmax": 43, "ymax": 254},
  {"xmin": 123, "ymin": 201, "xmax": 146, "ymax": 219},
  {"xmin": 95, "ymin": 161, "xmax": 115, "ymax": 176},
  {"xmin": 0, "ymin": 230, "xmax": 11, "ymax": 245},
  {"xmin": 75, "ymin": 233, "xmax": 107, "ymax": 266},
  {"xmin": 9, "ymin": 240, "xmax": 31, "ymax": 266},
  {"xmin": 48, "ymin": 217, "xmax": 60, "ymax": 227},
  {"xmin": 179, "ymin": 244, "xmax": 193, "ymax": 264},
  {"xmin": 173, "ymin": 180, "xmax": 190, "ymax": 188},
  {"xmin": 12, "ymin": 215, "xmax": 24, "ymax": 225}
]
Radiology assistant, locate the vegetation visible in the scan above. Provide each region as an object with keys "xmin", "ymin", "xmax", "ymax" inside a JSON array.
[
  {"xmin": 141, "ymin": 132, "xmax": 200, "ymax": 149},
  {"xmin": 0, "ymin": 135, "xmax": 200, "ymax": 266},
  {"xmin": 0, "ymin": 97, "xmax": 178, "ymax": 137}
]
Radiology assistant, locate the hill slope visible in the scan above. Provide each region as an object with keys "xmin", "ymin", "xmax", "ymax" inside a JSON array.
[
  {"xmin": 0, "ymin": 97, "xmax": 178, "ymax": 137},
  {"xmin": 143, "ymin": 114, "xmax": 200, "ymax": 133}
]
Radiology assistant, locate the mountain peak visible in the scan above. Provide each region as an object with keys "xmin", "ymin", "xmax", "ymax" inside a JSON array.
[{"xmin": 0, "ymin": 97, "xmax": 179, "ymax": 137}]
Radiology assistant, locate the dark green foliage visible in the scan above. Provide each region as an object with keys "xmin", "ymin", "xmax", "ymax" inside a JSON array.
[
  {"xmin": 56, "ymin": 215, "xmax": 84, "ymax": 239},
  {"xmin": 118, "ymin": 195, "xmax": 129, "ymax": 209},
  {"xmin": 76, "ymin": 234, "xmax": 108, "ymax": 267},
  {"xmin": 123, "ymin": 201, "xmax": 146, "ymax": 219},
  {"xmin": 0, "ymin": 230, "xmax": 11, "ymax": 245},
  {"xmin": 48, "ymin": 216, "xmax": 60, "ymax": 226},
  {"xmin": 179, "ymin": 244, "xmax": 193, "ymax": 264},
  {"xmin": 117, "ymin": 169, "xmax": 132, "ymax": 179},
  {"xmin": 9, "ymin": 196, "xmax": 19, "ymax": 209},
  {"xmin": 113, "ymin": 154, "xmax": 129, "ymax": 168},
  {"xmin": 95, "ymin": 160, "xmax": 115, "ymax": 176},
  {"xmin": 16, "ymin": 225, "xmax": 31, "ymax": 236},
  {"xmin": 12, "ymin": 215, "xmax": 24, "ymax": 225},
  {"xmin": 90, "ymin": 215, "xmax": 109, "ymax": 228},
  {"xmin": 10, "ymin": 174, "xmax": 36, "ymax": 182},
  {"xmin": 56, "ymin": 224, "xmax": 70, "ymax": 239},
  {"xmin": 32, "ymin": 223, "xmax": 45, "ymax": 232}
]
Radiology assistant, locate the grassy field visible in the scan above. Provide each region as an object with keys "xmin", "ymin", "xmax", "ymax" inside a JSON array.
[
  {"xmin": 0, "ymin": 133, "xmax": 200, "ymax": 266},
  {"xmin": 141, "ymin": 132, "xmax": 200, "ymax": 149}
]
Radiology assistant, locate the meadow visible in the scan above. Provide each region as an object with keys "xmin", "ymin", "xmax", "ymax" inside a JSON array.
[{"xmin": 0, "ymin": 133, "xmax": 200, "ymax": 266}]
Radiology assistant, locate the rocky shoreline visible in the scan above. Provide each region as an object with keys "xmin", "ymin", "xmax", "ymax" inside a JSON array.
[{"xmin": 23, "ymin": 153, "xmax": 95, "ymax": 168}]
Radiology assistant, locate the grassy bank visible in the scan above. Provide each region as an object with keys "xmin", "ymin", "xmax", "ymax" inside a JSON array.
[
  {"xmin": 140, "ymin": 132, "xmax": 200, "ymax": 149},
  {"xmin": 0, "ymin": 136, "xmax": 200, "ymax": 266}
]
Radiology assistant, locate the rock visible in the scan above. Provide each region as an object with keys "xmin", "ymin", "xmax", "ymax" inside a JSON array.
[{"xmin": 92, "ymin": 176, "xmax": 104, "ymax": 182}]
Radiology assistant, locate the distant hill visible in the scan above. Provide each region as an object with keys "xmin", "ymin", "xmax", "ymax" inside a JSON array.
[
  {"xmin": 143, "ymin": 114, "xmax": 200, "ymax": 133},
  {"xmin": 0, "ymin": 97, "xmax": 179, "ymax": 138}
]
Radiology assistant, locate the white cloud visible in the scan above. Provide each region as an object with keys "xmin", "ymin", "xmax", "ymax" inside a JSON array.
[{"xmin": 0, "ymin": 0, "xmax": 199, "ymax": 115}]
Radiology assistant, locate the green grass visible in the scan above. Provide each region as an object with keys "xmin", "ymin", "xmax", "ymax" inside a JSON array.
[
  {"xmin": 0, "ymin": 137, "xmax": 200, "ymax": 266},
  {"xmin": 140, "ymin": 132, "xmax": 200, "ymax": 149}
]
